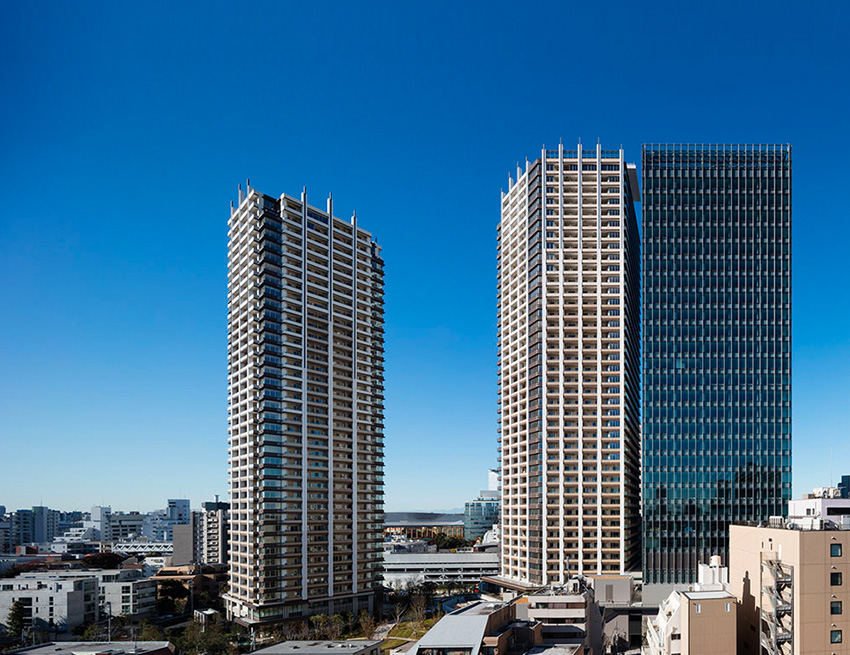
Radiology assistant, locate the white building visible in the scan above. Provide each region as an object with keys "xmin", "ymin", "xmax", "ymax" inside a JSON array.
[
  {"xmin": 225, "ymin": 184, "xmax": 385, "ymax": 626},
  {"xmin": 0, "ymin": 575, "xmax": 98, "ymax": 632},
  {"xmin": 786, "ymin": 496, "xmax": 850, "ymax": 530},
  {"xmin": 20, "ymin": 569, "xmax": 157, "ymax": 619},
  {"xmin": 497, "ymin": 143, "xmax": 641, "ymax": 586},
  {"xmin": 381, "ymin": 552, "xmax": 499, "ymax": 589},
  {"xmin": 143, "ymin": 500, "xmax": 190, "ymax": 542},
  {"xmin": 105, "ymin": 512, "xmax": 145, "ymax": 542}
]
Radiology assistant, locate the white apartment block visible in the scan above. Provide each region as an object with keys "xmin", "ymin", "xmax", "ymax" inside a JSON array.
[
  {"xmin": 0, "ymin": 576, "xmax": 98, "ymax": 632},
  {"xmin": 20, "ymin": 569, "xmax": 156, "ymax": 619},
  {"xmin": 497, "ymin": 143, "xmax": 640, "ymax": 586},
  {"xmin": 225, "ymin": 184, "xmax": 385, "ymax": 626},
  {"xmin": 200, "ymin": 507, "xmax": 229, "ymax": 565}
]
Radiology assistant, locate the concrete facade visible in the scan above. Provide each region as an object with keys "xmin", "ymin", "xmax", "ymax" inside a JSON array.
[
  {"xmin": 498, "ymin": 144, "xmax": 641, "ymax": 586},
  {"xmin": 0, "ymin": 576, "xmax": 98, "ymax": 632},
  {"xmin": 225, "ymin": 185, "xmax": 385, "ymax": 625}
]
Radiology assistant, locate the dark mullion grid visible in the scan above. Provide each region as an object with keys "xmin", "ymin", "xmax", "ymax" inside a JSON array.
[{"xmin": 641, "ymin": 145, "xmax": 791, "ymax": 584}]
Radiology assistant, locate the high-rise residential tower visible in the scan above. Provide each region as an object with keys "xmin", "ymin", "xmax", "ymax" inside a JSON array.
[
  {"xmin": 642, "ymin": 144, "xmax": 792, "ymax": 584},
  {"xmin": 225, "ymin": 184, "xmax": 385, "ymax": 626},
  {"xmin": 497, "ymin": 143, "xmax": 641, "ymax": 586}
]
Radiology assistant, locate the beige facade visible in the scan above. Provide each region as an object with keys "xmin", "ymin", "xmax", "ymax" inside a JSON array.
[
  {"xmin": 729, "ymin": 524, "xmax": 850, "ymax": 654},
  {"xmin": 497, "ymin": 144, "xmax": 640, "ymax": 586},
  {"xmin": 225, "ymin": 185, "xmax": 385, "ymax": 625},
  {"xmin": 644, "ymin": 561, "xmax": 737, "ymax": 655},
  {"xmin": 680, "ymin": 593, "xmax": 737, "ymax": 655}
]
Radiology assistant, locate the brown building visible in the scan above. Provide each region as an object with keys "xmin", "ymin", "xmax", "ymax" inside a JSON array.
[
  {"xmin": 383, "ymin": 523, "xmax": 465, "ymax": 541},
  {"xmin": 729, "ymin": 524, "xmax": 850, "ymax": 654},
  {"xmin": 152, "ymin": 564, "xmax": 228, "ymax": 597}
]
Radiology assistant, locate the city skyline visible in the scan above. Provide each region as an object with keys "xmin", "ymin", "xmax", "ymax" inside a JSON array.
[{"xmin": 2, "ymin": 3, "xmax": 850, "ymax": 513}]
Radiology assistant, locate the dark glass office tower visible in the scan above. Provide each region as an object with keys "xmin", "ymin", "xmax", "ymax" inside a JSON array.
[{"xmin": 642, "ymin": 144, "xmax": 791, "ymax": 584}]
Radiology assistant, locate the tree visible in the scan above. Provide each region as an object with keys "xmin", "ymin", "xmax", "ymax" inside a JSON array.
[
  {"xmin": 158, "ymin": 579, "xmax": 190, "ymax": 600},
  {"xmin": 177, "ymin": 621, "xmax": 233, "ymax": 655},
  {"xmin": 137, "ymin": 621, "xmax": 165, "ymax": 641},
  {"xmin": 358, "ymin": 610, "xmax": 376, "ymax": 639},
  {"xmin": 5, "ymin": 600, "xmax": 26, "ymax": 640},
  {"xmin": 310, "ymin": 614, "xmax": 330, "ymax": 639},
  {"xmin": 409, "ymin": 594, "xmax": 427, "ymax": 624},
  {"xmin": 82, "ymin": 553, "xmax": 127, "ymax": 569},
  {"xmin": 326, "ymin": 614, "xmax": 345, "ymax": 640}
]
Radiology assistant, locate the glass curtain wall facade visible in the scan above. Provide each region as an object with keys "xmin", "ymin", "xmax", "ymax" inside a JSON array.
[
  {"xmin": 498, "ymin": 143, "xmax": 641, "ymax": 586},
  {"xmin": 642, "ymin": 144, "xmax": 792, "ymax": 584},
  {"xmin": 225, "ymin": 185, "xmax": 385, "ymax": 625}
]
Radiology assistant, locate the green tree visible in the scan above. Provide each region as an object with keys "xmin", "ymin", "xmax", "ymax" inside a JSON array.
[
  {"xmin": 158, "ymin": 579, "xmax": 190, "ymax": 600},
  {"xmin": 137, "ymin": 621, "xmax": 165, "ymax": 641},
  {"xmin": 5, "ymin": 600, "xmax": 26, "ymax": 640},
  {"xmin": 82, "ymin": 553, "xmax": 127, "ymax": 569},
  {"xmin": 177, "ymin": 621, "xmax": 233, "ymax": 655}
]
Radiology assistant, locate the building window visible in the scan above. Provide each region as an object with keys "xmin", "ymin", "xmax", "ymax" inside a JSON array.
[
  {"xmin": 831, "ymin": 543, "xmax": 843, "ymax": 557},
  {"xmin": 831, "ymin": 601, "xmax": 843, "ymax": 615},
  {"xmin": 831, "ymin": 572, "xmax": 843, "ymax": 586},
  {"xmin": 831, "ymin": 630, "xmax": 843, "ymax": 644}
]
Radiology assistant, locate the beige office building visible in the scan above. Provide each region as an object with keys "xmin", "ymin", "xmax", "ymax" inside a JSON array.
[
  {"xmin": 225, "ymin": 184, "xmax": 385, "ymax": 626},
  {"xmin": 497, "ymin": 143, "xmax": 641, "ymax": 586},
  {"xmin": 729, "ymin": 524, "xmax": 850, "ymax": 654}
]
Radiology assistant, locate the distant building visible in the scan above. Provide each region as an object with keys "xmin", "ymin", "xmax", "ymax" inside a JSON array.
[
  {"xmin": 253, "ymin": 643, "xmax": 382, "ymax": 655},
  {"xmin": 0, "ymin": 519, "xmax": 11, "ymax": 554},
  {"xmin": 384, "ymin": 513, "xmax": 465, "ymax": 540},
  {"xmin": 730, "ymin": 521, "xmax": 850, "ymax": 654},
  {"xmin": 464, "ymin": 492, "xmax": 499, "ymax": 542},
  {"xmin": 787, "ymin": 495, "xmax": 850, "ymax": 530},
  {"xmin": 409, "ymin": 601, "xmax": 542, "ymax": 655},
  {"xmin": 49, "ymin": 526, "xmax": 102, "ymax": 555},
  {"xmin": 105, "ymin": 512, "xmax": 145, "ymax": 542},
  {"xmin": 9, "ymin": 507, "xmax": 60, "ymax": 548},
  {"xmin": 840, "ymin": 475, "xmax": 850, "ymax": 500},
  {"xmin": 0, "ymin": 575, "xmax": 99, "ymax": 632},
  {"xmin": 172, "ymin": 500, "xmax": 230, "ymax": 567},
  {"xmin": 381, "ymin": 552, "xmax": 499, "ymax": 589},
  {"xmin": 143, "ymin": 500, "xmax": 190, "ymax": 542},
  {"xmin": 643, "ymin": 558, "xmax": 737, "ymax": 655}
]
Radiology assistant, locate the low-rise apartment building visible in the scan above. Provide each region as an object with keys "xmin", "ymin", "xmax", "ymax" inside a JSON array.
[
  {"xmin": 729, "ymin": 522, "xmax": 850, "ymax": 654},
  {"xmin": 0, "ymin": 575, "xmax": 98, "ymax": 632},
  {"xmin": 20, "ymin": 569, "xmax": 156, "ymax": 619}
]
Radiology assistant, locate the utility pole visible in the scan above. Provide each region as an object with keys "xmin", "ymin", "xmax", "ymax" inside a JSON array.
[{"xmin": 103, "ymin": 601, "xmax": 112, "ymax": 641}]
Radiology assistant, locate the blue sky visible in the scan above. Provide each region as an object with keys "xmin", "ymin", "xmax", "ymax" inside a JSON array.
[{"xmin": 1, "ymin": 1, "xmax": 848, "ymax": 512}]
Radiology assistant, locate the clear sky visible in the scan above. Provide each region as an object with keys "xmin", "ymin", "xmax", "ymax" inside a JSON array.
[{"xmin": 1, "ymin": 1, "xmax": 848, "ymax": 513}]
